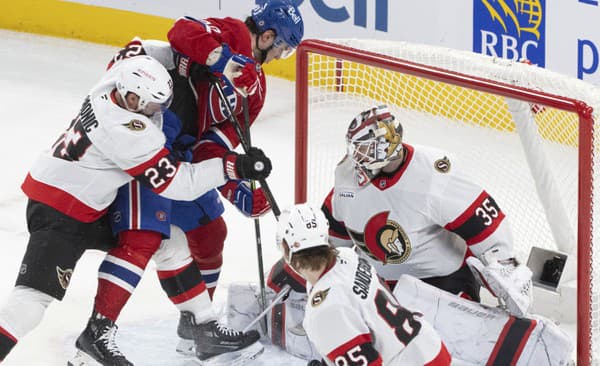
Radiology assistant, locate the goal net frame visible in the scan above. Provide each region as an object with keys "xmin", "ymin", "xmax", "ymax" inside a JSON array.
[{"xmin": 294, "ymin": 39, "xmax": 595, "ymax": 366}]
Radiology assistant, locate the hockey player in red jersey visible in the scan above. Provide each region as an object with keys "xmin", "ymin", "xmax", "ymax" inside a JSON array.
[
  {"xmin": 0, "ymin": 55, "xmax": 271, "ymax": 364},
  {"xmin": 72, "ymin": 0, "xmax": 304, "ymax": 364},
  {"xmin": 275, "ymin": 203, "xmax": 451, "ymax": 366},
  {"xmin": 322, "ymin": 105, "xmax": 533, "ymax": 318}
]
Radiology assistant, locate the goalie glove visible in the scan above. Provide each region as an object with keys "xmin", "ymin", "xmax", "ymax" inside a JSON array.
[
  {"xmin": 219, "ymin": 180, "xmax": 271, "ymax": 217},
  {"xmin": 466, "ymin": 250, "xmax": 533, "ymax": 317}
]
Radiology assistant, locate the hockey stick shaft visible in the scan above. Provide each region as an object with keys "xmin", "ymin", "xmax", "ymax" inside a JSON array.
[
  {"xmin": 242, "ymin": 284, "xmax": 291, "ymax": 333},
  {"xmin": 241, "ymin": 96, "xmax": 269, "ymax": 332},
  {"xmin": 208, "ymin": 74, "xmax": 281, "ymax": 217}
]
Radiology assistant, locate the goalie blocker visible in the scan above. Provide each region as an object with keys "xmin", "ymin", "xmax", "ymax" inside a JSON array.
[{"xmin": 226, "ymin": 270, "xmax": 573, "ymax": 366}]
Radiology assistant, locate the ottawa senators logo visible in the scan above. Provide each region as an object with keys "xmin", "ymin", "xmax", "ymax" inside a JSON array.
[
  {"xmin": 311, "ymin": 288, "xmax": 330, "ymax": 307},
  {"xmin": 56, "ymin": 266, "xmax": 73, "ymax": 290},
  {"xmin": 434, "ymin": 156, "xmax": 451, "ymax": 173},
  {"xmin": 348, "ymin": 211, "xmax": 411, "ymax": 264},
  {"xmin": 122, "ymin": 119, "xmax": 146, "ymax": 131}
]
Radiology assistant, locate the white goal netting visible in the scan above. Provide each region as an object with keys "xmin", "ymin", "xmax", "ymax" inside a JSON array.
[{"xmin": 295, "ymin": 39, "xmax": 600, "ymax": 365}]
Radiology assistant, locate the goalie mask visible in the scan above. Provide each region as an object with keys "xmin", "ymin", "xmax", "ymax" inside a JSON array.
[
  {"xmin": 346, "ymin": 105, "xmax": 404, "ymax": 186},
  {"xmin": 276, "ymin": 203, "xmax": 330, "ymax": 263}
]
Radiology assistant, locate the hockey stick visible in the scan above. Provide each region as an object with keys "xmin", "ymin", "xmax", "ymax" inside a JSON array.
[
  {"xmin": 241, "ymin": 96, "xmax": 269, "ymax": 333},
  {"xmin": 207, "ymin": 73, "xmax": 281, "ymax": 217},
  {"xmin": 242, "ymin": 284, "xmax": 291, "ymax": 333}
]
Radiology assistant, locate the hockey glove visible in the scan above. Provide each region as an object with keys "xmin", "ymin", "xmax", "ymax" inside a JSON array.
[
  {"xmin": 219, "ymin": 180, "xmax": 271, "ymax": 217},
  {"xmin": 223, "ymin": 147, "xmax": 272, "ymax": 181},
  {"xmin": 307, "ymin": 360, "xmax": 324, "ymax": 366},
  {"xmin": 467, "ymin": 250, "xmax": 533, "ymax": 317},
  {"xmin": 233, "ymin": 62, "xmax": 261, "ymax": 96},
  {"xmin": 208, "ymin": 44, "xmax": 255, "ymax": 82},
  {"xmin": 171, "ymin": 134, "xmax": 196, "ymax": 162},
  {"xmin": 267, "ymin": 258, "xmax": 307, "ymax": 295}
]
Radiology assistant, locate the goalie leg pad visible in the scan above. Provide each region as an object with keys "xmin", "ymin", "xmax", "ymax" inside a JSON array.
[
  {"xmin": 392, "ymin": 275, "xmax": 573, "ymax": 366},
  {"xmin": 224, "ymin": 282, "xmax": 321, "ymax": 361}
]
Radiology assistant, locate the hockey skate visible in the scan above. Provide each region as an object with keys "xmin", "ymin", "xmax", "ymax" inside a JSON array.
[
  {"xmin": 68, "ymin": 312, "xmax": 133, "ymax": 366},
  {"xmin": 176, "ymin": 311, "xmax": 263, "ymax": 365}
]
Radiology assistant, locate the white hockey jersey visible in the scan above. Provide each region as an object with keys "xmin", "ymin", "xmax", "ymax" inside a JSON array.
[
  {"xmin": 324, "ymin": 144, "xmax": 514, "ymax": 280},
  {"xmin": 303, "ymin": 248, "xmax": 451, "ymax": 366},
  {"xmin": 22, "ymin": 60, "xmax": 226, "ymax": 222}
]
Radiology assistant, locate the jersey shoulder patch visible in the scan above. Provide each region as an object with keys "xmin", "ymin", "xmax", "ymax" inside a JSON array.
[
  {"xmin": 434, "ymin": 155, "xmax": 451, "ymax": 173},
  {"xmin": 122, "ymin": 119, "xmax": 147, "ymax": 131},
  {"xmin": 310, "ymin": 287, "xmax": 331, "ymax": 307}
]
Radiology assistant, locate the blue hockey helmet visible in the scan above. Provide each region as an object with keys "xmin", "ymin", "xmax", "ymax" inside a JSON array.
[{"xmin": 251, "ymin": 0, "xmax": 304, "ymax": 50}]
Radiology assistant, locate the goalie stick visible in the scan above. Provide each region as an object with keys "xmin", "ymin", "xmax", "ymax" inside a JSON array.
[{"xmin": 242, "ymin": 284, "xmax": 291, "ymax": 333}]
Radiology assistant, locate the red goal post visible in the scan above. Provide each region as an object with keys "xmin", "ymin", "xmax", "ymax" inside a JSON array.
[{"xmin": 295, "ymin": 39, "xmax": 598, "ymax": 365}]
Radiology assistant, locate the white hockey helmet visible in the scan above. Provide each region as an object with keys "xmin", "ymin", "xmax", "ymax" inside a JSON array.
[
  {"xmin": 346, "ymin": 105, "xmax": 403, "ymax": 185},
  {"xmin": 276, "ymin": 203, "xmax": 330, "ymax": 262},
  {"xmin": 115, "ymin": 55, "xmax": 173, "ymax": 116}
]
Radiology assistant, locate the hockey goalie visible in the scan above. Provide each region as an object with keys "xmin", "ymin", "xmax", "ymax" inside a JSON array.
[{"xmin": 226, "ymin": 259, "xmax": 574, "ymax": 366}]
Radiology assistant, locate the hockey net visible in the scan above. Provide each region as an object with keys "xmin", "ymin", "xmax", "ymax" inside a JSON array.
[{"xmin": 294, "ymin": 39, "xmax": 600, "ymax": 365}]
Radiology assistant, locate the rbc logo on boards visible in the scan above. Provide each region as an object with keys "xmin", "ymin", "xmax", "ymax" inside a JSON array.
[{"xmin": 473, "ymin": 0, "xmax": 546, "ymax": 67}]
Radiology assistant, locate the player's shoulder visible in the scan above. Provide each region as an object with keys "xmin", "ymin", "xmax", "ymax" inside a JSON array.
[
  {"xmin": 409, "ymin": 143, "xmax": 455, "ymax": 177},
  {"xmin": 334, "ymin": 156, "xmax": 359, "ymax": 189}
]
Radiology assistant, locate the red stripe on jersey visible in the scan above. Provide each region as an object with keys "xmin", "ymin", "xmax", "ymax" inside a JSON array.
[
  {"xmin": 329, "ymin": 230, "xmax": 351, "ymax": 240},
  {"xmin": 464, "ymin": 217, "xmax": 503, "ymax": 245},
  {"xmin": 0, "ymin": 326, "xmax": 17, "ymax": 343},
  {"xmin": 125, "ymin": 148, "xmax": 170, "ymax": 176},
  {"xmin": 130, "ymin": 182, "xmax": 139, "ymax": 230},
  {"xmin": 21, "ymin": 174, "xmax": 106, "ymax": 222},
  {"xmin": 323, "ymin": 189, "xmax": 351, "ymax": 239},
  {"xmin": 445, "ymin": 191, "xmax": 488, "ymax": 231},
  {"xmin": 125, "ymin": 148, "xmax": 181, "ymax": 194},
  {"xmin": 327, "ymin": 333, "xmax": 382, "ymax": 365},
  {"xmin": 444, "ymin": 191, "xmax": 505, "ymax": 245},
  {"xmin": 169, "ymin": 281, "xmax": 207, "ymax": 305},
  {"xmin": 371, "ymin": 144, "xmax": 414, "ymax": 191},
  {"xmin": 425, "ymin": 342, "xmax": 452, "ymax": 366}
]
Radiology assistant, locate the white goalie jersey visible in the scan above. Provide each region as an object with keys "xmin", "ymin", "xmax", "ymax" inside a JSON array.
[
  {"xmin": 303, "ymin": 248, "xmax": 450, "ymax": 366},
  {"xmin": 21, "ymin": 59, "xmax": 226, "ymax": 222},
  {"xmin": 324, "ymin": 143, "xmax": 515, "ymax": 281}
]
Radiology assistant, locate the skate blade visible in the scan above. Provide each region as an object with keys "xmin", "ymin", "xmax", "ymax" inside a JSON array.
[
  {"xmin": 176, "ymin": 338, "xmax": 195, "ymax": 356},
  {"xmin": 194, "ymin": 341, "xmax": 264, "ymax": 366},
  {"xmin": 67, "ymin": 350, "xmax": 103, "ymax": 366}
]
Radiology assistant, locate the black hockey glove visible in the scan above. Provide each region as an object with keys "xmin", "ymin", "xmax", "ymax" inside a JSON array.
[
  {"xmin": 307, "ymin": 360, "xmax": 324, "ymax": 366},
  {"xmin": 173, "ymin": 50, "xmax": 210, "ymax": 83},
  {"xmin": 223, "ymin": 147, "xmax": 272, "ymax": 181}
]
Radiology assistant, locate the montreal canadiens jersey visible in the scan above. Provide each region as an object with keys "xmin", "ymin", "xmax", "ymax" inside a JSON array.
[
  {"xmin": 326, "ymin": 143, "xmax": 514, "ymax": 280},
  {"xmin": 304, "ymin": 248, "xmax": 450, "ymax": 366},
  {"xmin": 110, "ymin": 16, "xmax": 267, "ymax": 161},
  {"xmin": 22, "ymin": 60, "xmax": 226, "ymax": 223}
]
